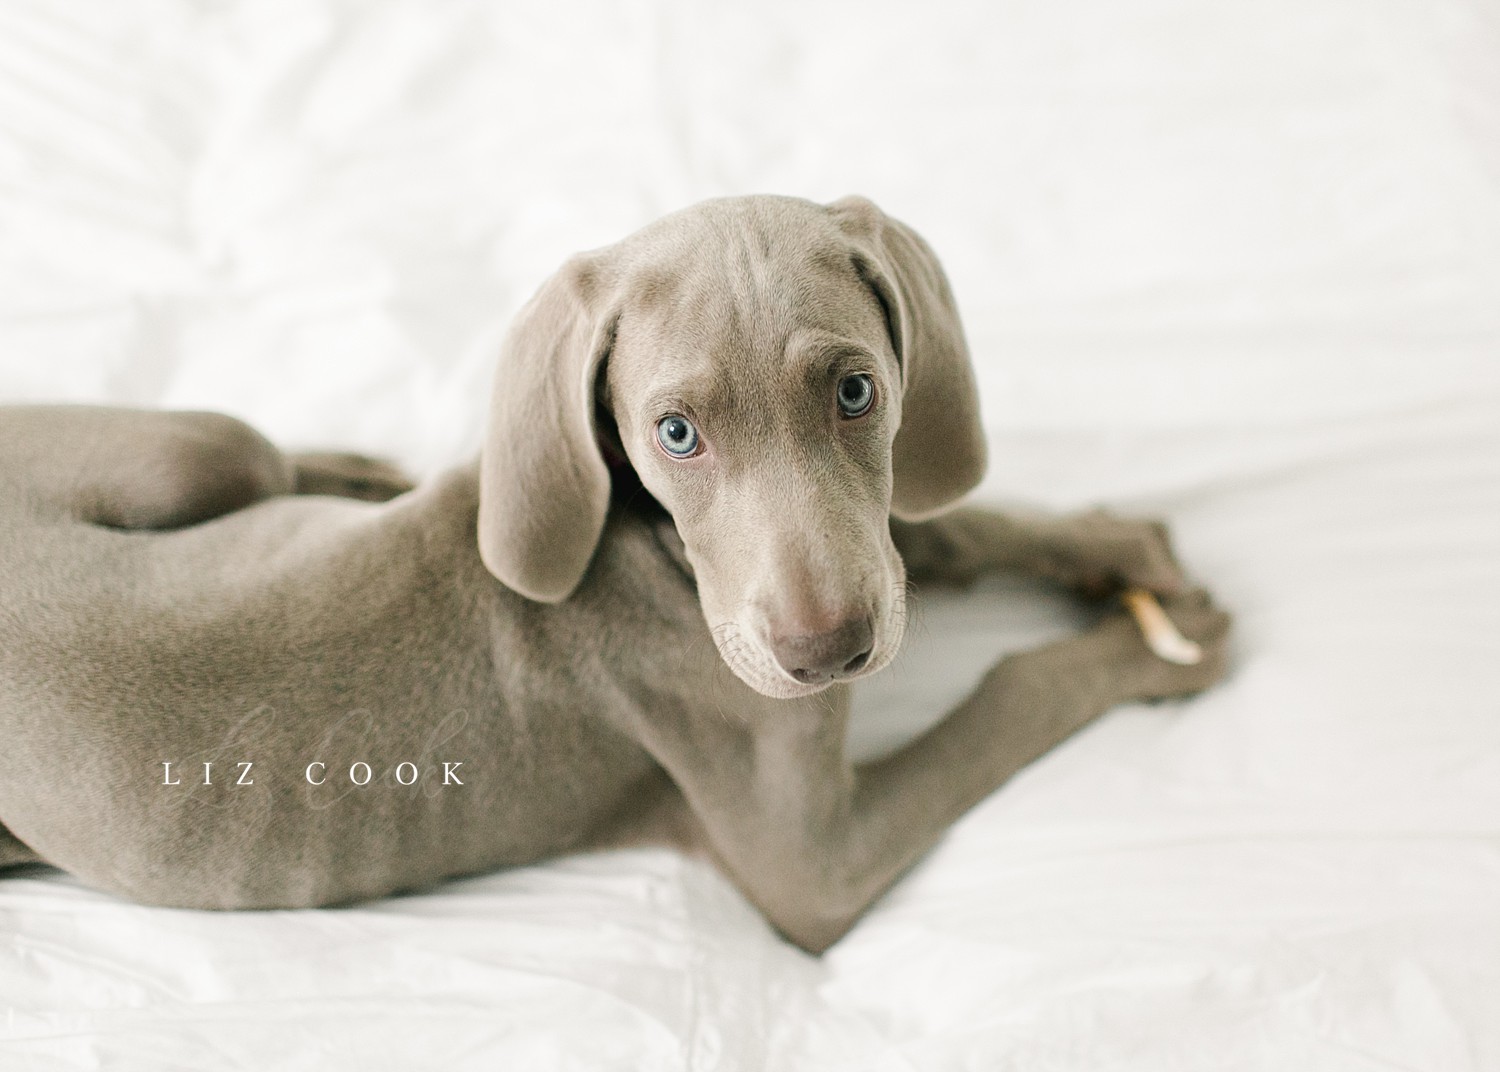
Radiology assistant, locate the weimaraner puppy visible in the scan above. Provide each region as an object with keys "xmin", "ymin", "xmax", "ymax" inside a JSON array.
[{"xmin": 0, "ymin": 195, "xmax": 1229, "ymax": 952}]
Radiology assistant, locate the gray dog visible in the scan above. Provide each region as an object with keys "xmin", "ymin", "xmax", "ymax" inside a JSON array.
[{"xmin": 0, "ymin": 195, "xmax": 1228, "ymax": 952}]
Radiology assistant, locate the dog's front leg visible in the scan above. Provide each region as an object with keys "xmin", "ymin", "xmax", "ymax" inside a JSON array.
[
  {"xmin": 643, "ymin": 592, "xmax": 1229, "ymax": 954},
  {"xmin": 892, "ymin": 506, "xmax": 1187, "ymax": 596}
]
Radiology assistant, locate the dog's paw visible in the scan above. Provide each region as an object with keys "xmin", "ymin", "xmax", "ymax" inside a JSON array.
[
  {"xmin": 1083, "ymin": 589, "xmax": 1232, "ymax": 702},
  {"xmin": 1031, "ymin": 509, "xmax": 1188, "ymax": 598}
]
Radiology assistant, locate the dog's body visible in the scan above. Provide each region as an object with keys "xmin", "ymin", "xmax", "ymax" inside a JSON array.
[
  {"xmin": 0, "ymin": 196, "xmax": 1228, "ymax": 951},
  {"xmin": 0, "ymin": 428, "xmax": 692, "ymax": 909}
]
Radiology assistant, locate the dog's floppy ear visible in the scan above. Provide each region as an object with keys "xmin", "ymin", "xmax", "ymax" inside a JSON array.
[
  {"xmin": 828, "ymin": 196, "xmax": 987, "ymax": 520},
  {"xmin": 478, "ymin": 253, "xmax": 617, "ymax": 602}
]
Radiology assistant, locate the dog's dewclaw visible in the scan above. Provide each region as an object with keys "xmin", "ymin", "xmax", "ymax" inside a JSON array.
[{"xmin": 1121, "ymin": 588, "xmax": 1204, "ymax": 666}]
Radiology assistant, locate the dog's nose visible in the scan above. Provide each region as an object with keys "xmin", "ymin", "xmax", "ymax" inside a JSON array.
[{"xmin": 771, "ymin": 617, "xmax": 875, "ymax": 685}]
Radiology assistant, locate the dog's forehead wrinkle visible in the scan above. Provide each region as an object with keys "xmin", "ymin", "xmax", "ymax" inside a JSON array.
[
  {"xmin": 624, "ymin": 315, "xmax": 881, "ymax": 409},
  {"xmin": 624, "ymin": 204, "xmax": 860, "ymax": 324}
]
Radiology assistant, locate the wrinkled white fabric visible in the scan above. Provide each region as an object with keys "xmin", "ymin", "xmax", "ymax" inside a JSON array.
[{"xmin": 1, "ymin": 0, "xmax": 1497, "ymax": 1068}]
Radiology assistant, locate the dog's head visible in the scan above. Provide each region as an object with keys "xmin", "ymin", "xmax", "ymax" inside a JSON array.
[{"xmin": 478, "ymin": 195, "xmax": 985, "ymax": 698}]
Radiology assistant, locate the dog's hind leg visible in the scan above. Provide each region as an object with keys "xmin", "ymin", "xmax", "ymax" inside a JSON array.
[
  {"xmin": 289, "ymin": 451, "xmax": 415, "ymax": 502},
  {"xmin": 0, "ymin": 405, "xmax": 295, "ymax": 530}
]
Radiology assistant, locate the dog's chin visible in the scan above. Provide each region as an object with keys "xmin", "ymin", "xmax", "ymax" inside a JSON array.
[
  {"xmin": 740, "ymin": 671, "xmax": 836, "ymax": 701},
  {"xmin": 710, "ymin": 611, "xmax": 905, "ymax": 701}
]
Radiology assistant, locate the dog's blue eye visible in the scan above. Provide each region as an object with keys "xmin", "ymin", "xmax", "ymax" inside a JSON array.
[
  {"xmin": 656, "ymin": 415, "xmax": 700, "ymax": 457},
  {"xmin": 837, "ymin": 373, "xmax": 875, "ymax": 418}
]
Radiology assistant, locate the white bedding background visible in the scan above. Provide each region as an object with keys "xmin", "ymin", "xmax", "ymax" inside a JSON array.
[{"xmin": 2, "ymin": 1, "xmax": 1499, "ymax": 1068}]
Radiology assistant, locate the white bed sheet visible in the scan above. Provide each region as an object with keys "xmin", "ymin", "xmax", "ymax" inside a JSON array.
[{"xmin": 1, "ymin": 0, "xmax": 1498, "ymax": 1068}]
